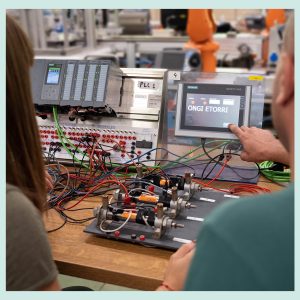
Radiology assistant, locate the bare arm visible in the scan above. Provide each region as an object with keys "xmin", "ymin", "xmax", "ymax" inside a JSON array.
[
  {"xmin": 228, "ymin": 124, "xmax": 289, "ymax": 165},
  {"xmin": 156, "ymin": 242, "xmax": 196, "ymax": 291}
]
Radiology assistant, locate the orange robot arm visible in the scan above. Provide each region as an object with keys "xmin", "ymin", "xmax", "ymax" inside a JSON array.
[
  {"xmin": 186, "ymin": 9, "xmax": 216, "ymax": 43},
  {"xmin": 185, "ymin": 9, "xmax": 219, "ymax": 72},
  {"xmin": 265, "ymin": 9, "xmax": 286, "ymax": 30}
]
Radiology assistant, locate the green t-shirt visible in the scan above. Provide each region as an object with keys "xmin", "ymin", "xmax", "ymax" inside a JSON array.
[
  {"xmin": 185, "ymin": 184, "xmax": 294, "ymax": 291},
  {"xmin": 6, "ymin": 184, "xmax": 58, "ymax": 291}
]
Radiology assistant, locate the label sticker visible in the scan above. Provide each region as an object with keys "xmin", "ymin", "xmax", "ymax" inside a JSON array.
[
  {"xmin": 186, "ymin": 216, "xmax": 204, "ymax": 222},
  {"xmin": 133, "ymin": 95, "xmax": 148, "ymax": 108},
  {"xmin": 148, "ymin": 94, "xmax": 161, "ymax": 108},
  {"xmin": 173, "ymin": 237, "xmax": 192, "ymax": 244},
  {"xmin": 224, "ymin": 194, "xmax": 240, "ymax": 199},
  {"xmin": 248, "ymin": 75, "xmax": 264, "ymax": 81},
  {"xmin": 199, "ymin": 197, "xmax": 216, "ymax": 203},
  {"xmin": 137, "ymin": 80, "xmax": 159, "ymax": 90},
  {"xmin": 168, "ymin": 71, "xmax": 181, "ymax": 81}
]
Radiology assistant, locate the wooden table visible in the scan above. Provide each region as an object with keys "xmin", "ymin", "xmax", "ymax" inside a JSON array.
[{"xmin": 44, "ymin": 161, "xmax": 284, "ymax": 290}]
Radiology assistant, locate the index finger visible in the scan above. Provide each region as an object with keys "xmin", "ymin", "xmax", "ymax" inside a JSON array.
[{"xmin": 228, "ymin": 124, "xmax": 245, "ymax": 139}]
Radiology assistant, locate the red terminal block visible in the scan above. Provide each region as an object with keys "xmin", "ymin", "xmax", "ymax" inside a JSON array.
[
  {"xmin": 124, "ymin": 196, "xmax": 131, "ymax": 205},
  {"xmin": 148, "ymin": 185, "xmax": 155, "ymax": 193},
  {"xmin": 114, "ymin": 231, "xmax": 121, "ymax": 238}
]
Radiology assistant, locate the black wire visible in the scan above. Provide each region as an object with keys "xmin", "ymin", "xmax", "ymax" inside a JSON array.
[
  {"xmin": 202, "ymin": 142, "xmax": 230, "ymax": 179},
  {"xmin": 47, "ymin": 145, "xmax": 60, "ymax": 164},
  {"xmin": 72, "ymin": 138, "xmax": 88, "ymax": 185},
  {"xmin": 202, "ymin": 160, "xmax": 220, "ymax": 180},
  {"xmin": 65, "ymin": 207, "xmax": 95, "ymax": 211},
  {"xmin": 56, "ymin": 208, "xmax": 96, "ymax": 223},
  {"xmin": 139, "ymin": 159, "xmax": 197, "ymax": 174},
  {"xmin": 47, "ymin": 208, "xmax": 68, "ymax": 233},
  {"xmin": 47, "ymin": 219, "xmax": 67, "ymax": 233},
  {"xmin": 201, "ymin": 138, "xmax": 261, "ymax": 180},
  {"xmin": 201, "ymin": 153, "xmax": 225, "ymax": 180}
]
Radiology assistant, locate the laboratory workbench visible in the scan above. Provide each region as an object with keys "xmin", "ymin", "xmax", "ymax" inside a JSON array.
[{"xmin": 44, "ymin": 157, "xmax": 283, "ymax": 290}]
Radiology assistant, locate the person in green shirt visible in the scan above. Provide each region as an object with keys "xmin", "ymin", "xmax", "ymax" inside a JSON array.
[{"xmin": 158, "ymin": 13, "xmax": 294, "ymax": 291}]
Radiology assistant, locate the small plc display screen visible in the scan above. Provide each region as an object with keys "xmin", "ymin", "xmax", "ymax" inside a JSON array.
[
  {"xmin": 45, "ymin": 64, "xmax": 62, "ymax": 85},
  {"xmin": 181, "ymin": 83, "xmax": 250, "ymax": 132}
]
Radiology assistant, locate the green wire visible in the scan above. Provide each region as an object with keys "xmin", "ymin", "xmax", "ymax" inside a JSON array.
[
  {"xmin": 162, "ymin": 140, "xmax": 230, "ymax": 169},
  {"xmin": 52, "ymin": 106, "xmax": 231, "ymax": 175},
  {"xmin": 53, "ymin": 107, "xmax": 161, "ymax": 172},
  {"xmin": 52, "ymin": 106, "xmax": 89, "ymax": 169},
  {"xmin": 259, "ymin": 161, "xmax": 291, "ymax": 182},
  {"xmin": 53, "ymin": 106, "xmax": 86, "ymax": 156}
]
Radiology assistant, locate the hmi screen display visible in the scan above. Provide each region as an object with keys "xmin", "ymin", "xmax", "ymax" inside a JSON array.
[{"xmin": 180, "ymin": 83, "xmax": 250, "ymax": 133}]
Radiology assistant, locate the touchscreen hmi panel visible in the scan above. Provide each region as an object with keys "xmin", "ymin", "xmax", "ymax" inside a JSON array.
[{"xmin": 175, "ymin": 83, "xmax": 252, "ymax": 139}]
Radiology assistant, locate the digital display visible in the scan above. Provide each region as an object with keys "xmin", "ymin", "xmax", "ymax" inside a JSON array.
[
  {"xmin": 180, "ymin": 83, "xmax": 249, "ymax": 133},
  {"xmin": 45, "ymin": 64, "xmax": 62, "ymax": 85}
]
